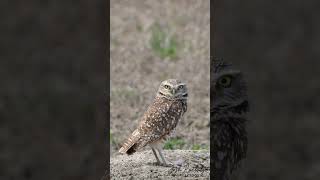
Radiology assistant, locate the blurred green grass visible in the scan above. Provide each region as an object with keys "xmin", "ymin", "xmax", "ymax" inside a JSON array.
[
  {"xmin": 150, "ymin": 23, "xmax": 179, "ymax": 60},
  {"xmin": 192, "ymin": 144, "xmax": 209, "ymax": 151},
  {"xmin": 164, "ymin": 137, "xmax": 209, "ymax": 150},
  {"xmin": 164, "ymin": 137, "xmax": 186, "ymax": 150}
]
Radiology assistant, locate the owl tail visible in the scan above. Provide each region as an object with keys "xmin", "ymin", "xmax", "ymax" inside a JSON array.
[{"xmin": 119, "ymin": 129, "xmax": 141, "ymax": 155}]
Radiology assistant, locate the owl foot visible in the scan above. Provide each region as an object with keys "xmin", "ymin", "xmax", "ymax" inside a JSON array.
[
  {"xmin": 160, "ymin": 162, "xmax": 173, "ymax": 167},
  {"xmin": 150, "ymin": 161, "xmax": 173, "ymax": 167}
]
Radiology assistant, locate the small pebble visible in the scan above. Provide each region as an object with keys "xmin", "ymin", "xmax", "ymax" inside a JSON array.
[{"xmin": 174, "ymin": 159, "xmax": 184, "ymax": 166}]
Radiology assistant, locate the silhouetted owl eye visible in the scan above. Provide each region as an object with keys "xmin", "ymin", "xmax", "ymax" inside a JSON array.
[
  {"xmin": 177, "ymin": 85, "xmax": 184, "ymax": 90},
  {"xmin": 218, "ymin": 76, "xmax": 232, "ymax": 88}
]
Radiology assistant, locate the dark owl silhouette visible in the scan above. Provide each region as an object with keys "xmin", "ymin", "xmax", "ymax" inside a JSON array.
[{"xmin": 211, "ymin": 59, "xmax": 249, "ymax": 180}]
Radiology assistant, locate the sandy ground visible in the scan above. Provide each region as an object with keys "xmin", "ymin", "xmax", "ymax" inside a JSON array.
[
  {"xmin": 110, "ymin": 0, "xmax": 210, "ymax": 156},
  {"xmin": 109, "ymin": 150, "xmax": 209, "ymax": 179}
]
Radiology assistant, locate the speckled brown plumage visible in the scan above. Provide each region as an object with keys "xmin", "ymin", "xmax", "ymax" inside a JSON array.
[
  {"xmin": 211, "ymin": 60, "xmax": 249, "ymax": 180},
  {"xmin": 119, "ymin": 79, "xmax": 188, "ymax": 165}
]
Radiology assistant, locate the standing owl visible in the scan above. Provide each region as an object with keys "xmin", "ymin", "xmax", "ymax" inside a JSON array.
[
  {"xmin": 119, "ymin": 79, "xmax": 188, "ymax": 166},
  {"xmin": 211, "ymin": 60, "xmax": 249, "ymax": 180}
]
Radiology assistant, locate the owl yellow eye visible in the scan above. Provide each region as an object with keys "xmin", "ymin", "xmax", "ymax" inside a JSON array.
[
  {"xmin": 218, "ymin": 76, "xmax": 232, "ymax": 87},
  {"xmin": 164, "ymin": 85, "xmax": 171, "ymax": 89},
  {"xmin": 177, "ymin": 85, "xmax": 184, "ymax": 90}
]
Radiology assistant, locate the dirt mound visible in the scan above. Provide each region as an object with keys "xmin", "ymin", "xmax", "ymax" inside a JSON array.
[{"xmin": 109, "ymin": 150, "xmax": 210, "ymax": 180}]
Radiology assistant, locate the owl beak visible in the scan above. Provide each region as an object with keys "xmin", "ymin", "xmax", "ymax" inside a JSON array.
[{"xmin": 171, "ymin": 89, "xmax": 176, "ymax": 95}]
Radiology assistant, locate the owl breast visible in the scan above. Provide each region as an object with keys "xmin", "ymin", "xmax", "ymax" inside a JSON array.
[{"xmin": 162, "ymin": 98, "xmax": 187, "ymax": 139}]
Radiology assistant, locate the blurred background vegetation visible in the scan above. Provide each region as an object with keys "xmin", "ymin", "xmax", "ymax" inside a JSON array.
[
  {"xmin": 110, "ymin": 0, "xmax": 210, "ymax": 156},
  {"xmin": 214, "ymin": 0, "xmax": 320, "ymax": 179},
  {"xmin": 0, "ymin": 1, "xmax": 106, "ymax": 179}
]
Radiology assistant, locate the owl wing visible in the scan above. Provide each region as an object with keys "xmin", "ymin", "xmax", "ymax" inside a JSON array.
[
  {"xmin": 118, "ymin": 128, "xmax": 141, "ymax": 154},
  {"xmin": 136, "ymin": 98, "xmax": 174, "ymax": 145},
  {"xmin": 118, "ymin": 98, "xmax": 172, "ymax": 154}
]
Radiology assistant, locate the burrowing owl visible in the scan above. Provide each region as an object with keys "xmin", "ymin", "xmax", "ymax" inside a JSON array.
[
  {"xmin": 211, "ymin": 60, "xmax": 249, "ymax": 180},
  {"xmin": 119, "ymin": 79, "xmax": 188, "ymax": 166}
]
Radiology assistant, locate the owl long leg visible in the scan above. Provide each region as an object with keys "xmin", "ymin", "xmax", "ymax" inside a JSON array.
[
  {"xmin": 157, "ymin": 148, "xmax": 168, "ymax": 165},
  {"xmin": 151, "ymin": 148, "xmax": 161, "ymax": 164}
]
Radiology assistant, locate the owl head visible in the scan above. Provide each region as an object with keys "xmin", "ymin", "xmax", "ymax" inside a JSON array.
[
  {"xmin": 211, "ymin": 60, "xmax": 248, "ymax": 110},
  {"xmin": 157, "ymin": 79, "xmax": 188, "ymax": 100}
]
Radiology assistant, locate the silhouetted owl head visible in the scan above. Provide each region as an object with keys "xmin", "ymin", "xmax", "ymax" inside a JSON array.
[{"xmin": 211, "ymin": 59, "xmax": 248, "ymax": 111}]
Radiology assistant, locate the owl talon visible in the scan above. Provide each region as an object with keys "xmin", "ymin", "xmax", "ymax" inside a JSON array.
[
  {"xmin": 161, "ymin": 162, "xmax": 173, "ymax": 167},
  {"xmin": 153, "ymin": 162, "xmax": 161, "ymax": 166},
  {"xmin": 151, "ymin": 161, "xmax": 172, "ymax": 167}
]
